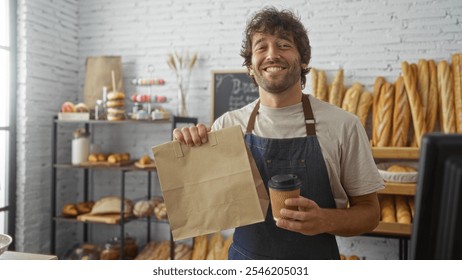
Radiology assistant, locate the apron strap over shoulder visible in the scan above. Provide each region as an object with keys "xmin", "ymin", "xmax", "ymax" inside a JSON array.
[
  {"xmin": 246, "ymin": 94, "xmax": 316, "ymax": 136},
  {"xmin": 302, "ymin": 94, "xmax": 316, "ymax": 136}
]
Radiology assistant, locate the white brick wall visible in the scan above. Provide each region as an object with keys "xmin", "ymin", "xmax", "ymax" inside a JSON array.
[{"xmin": 17, "ymin": 0, "xmax": 462, "ymax": 259}]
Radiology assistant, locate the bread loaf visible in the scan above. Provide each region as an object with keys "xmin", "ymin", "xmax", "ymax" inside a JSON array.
[
  {"xmin": 395, "ymin": 196, "xmax": 411, "ymax": 224},
  {"xmin": 427, "ymin": 60, "xmax": 438, "ymax": 132},
  {"xmin": 341, "ymin": 82, "xmax": 362, "ymax": 114},
  {"xmin": 391, "ymin": 76, "xmax": 411, "ymax": 147},
  {"xmin": 417, "ymin": 59, "xmax": 430, "ymax": 121},
  {"xmin": 380, "ymin": 195, "xmax": 396, "ymax": 223},
  {"xmin": 375, "ymin": 82, "xmax": 395, "ymax": 147},
  {"xmin": 191, "ymin": 235, "xmax": 208, "ymax": 260},
  {"xmin": 356, "ymin": 91, "xmax": 373, "ymax": 127},
  {"xmin": 402, "ymin": 61, "xmax": 427, "ymax": 147},
  {"xmin": 372, "ymin": 77, "xmax": 386, "ymax": 146},
  {"xmin": 135, "ymin": 242, "xmax": 158, "ymax": 260},
  {"xmin": 387, "ymin": 165, "xmax": 417, "ymax": 173},
  {"xmin": 133, "ymin": 200, "xmax": 154, "ymax": 218},
  {"xmin": 90, "ymin": 196, "xmax": 133, "ymax": 215},
  {"xmin": 206, "ymin": 232, "xmax": 224, "ymax": 260},
  {"xmin": 437, "ymin": 60, "xmax": 456, "ymax": 133},
  {"xmin": 329, "ymin": 69, "xmax": 344, "ymax": 107},
  {"xmin": 217, "ymin": 235, "xmax": 233, "ymax": 260},
  {"xmin": 408, "ymin": 196, "xmax": 415, "ymax": 218},
  {"xmin": 452, "ymin": 53, "xmax": 462, "ymax": 133},
  {"xmin": 311, "ymin": 67, "xmax": 318, "ymax": 99},
  {"xmin": 317, "ymin": 70, "xmax": 329, "ymax": 102}
]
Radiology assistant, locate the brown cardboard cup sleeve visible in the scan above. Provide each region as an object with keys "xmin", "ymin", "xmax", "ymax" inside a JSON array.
[{"xmin": 152, "ymin": 125, "xmax": 269, "ymax": 241}]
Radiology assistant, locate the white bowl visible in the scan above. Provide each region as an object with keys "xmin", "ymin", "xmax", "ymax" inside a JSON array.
[{"xmin": 0, "ymin": 234, "xmax": 13, "ymax": 256}]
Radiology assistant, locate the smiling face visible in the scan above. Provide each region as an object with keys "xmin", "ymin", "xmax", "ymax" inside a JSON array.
[{"xmin": 249, "ymin": 32, "xmax": 303, "ymax": 95}]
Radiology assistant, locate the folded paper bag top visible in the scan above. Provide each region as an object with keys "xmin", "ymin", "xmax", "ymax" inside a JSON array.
[{"xmin": 152, "ymin": 125, "xmax": 269, "ymax": 241}]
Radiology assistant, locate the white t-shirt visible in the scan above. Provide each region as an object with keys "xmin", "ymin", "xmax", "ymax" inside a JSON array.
[{"xmin": 212, "ymin": 94, "xmax": 384, "ymax": 208}]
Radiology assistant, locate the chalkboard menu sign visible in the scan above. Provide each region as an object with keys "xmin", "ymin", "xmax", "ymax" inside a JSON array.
[{"xmin": 211, "ymin": 70, "xmax": 259, "ymax": 122}]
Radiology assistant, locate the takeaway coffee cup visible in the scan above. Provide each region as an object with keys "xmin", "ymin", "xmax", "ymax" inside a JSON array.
[{"xmin": 268, "ymin": 174, "xmax": 301, "ymax": 221}]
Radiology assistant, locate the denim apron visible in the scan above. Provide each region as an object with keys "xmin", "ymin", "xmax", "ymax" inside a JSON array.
[{"xmin": 228, "ymin": 94, "xmax": 340, "ymax": 260}]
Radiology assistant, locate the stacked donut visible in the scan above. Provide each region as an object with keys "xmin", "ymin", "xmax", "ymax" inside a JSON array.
[{"xmin": 107, "ymin": 91, "xmax": 126, "ymax": 121}]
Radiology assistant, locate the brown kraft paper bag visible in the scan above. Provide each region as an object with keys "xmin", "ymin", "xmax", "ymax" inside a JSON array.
[
  {"xmin": 152, "ymin": 125, "xmax": 269, "ymax": 241},
  {"xmin": 83, "ymin": 56, "xmax": 124, "ymax": 108}
]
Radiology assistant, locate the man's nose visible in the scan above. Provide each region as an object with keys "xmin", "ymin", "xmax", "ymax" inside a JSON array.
[{"xmin": 266, "ymin": 45, "xmax": 281, "ymax": 60}]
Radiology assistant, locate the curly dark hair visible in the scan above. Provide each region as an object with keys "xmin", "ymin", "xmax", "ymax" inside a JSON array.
[{"xmin": 240, "ymin": 7, "xmax": 311, "ymax": 89}]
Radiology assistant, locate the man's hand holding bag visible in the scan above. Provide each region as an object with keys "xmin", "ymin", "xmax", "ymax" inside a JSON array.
[{"xmin": 152, "ymin": 125, "xmax": 269, "ymax": 241}]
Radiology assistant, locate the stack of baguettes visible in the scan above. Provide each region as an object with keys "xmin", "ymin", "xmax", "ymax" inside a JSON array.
[
  {"xmin": 379, "ymin": 194, "xmax": 414, "ymax": 224},
  {"xmin": 312, "ymin": 53, "xmax": 462, "ymax": 147},
  {"xmin": 191, "ymin": 232, "xmax": 233, "ymax": 260},
  {"xmin": 311, "ymin": 68, "xmax": 373, "ymax": 128}
]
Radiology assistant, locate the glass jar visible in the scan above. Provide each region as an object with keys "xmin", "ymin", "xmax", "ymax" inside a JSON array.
[
  {"xmin": 71, "ymin": 128, "xmax": 90, "ymax": 165},
  {"xmin": 100, "ymin": 239, "xmax": 120, "ymax": 260},
  {"xmin": 100, "ymin": 236, "xmax": 138, "ymax": 260}
]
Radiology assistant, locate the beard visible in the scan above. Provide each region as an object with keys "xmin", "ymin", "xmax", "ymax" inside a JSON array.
[{"xmin": 252, "ymin": 60, "xmax": 301, "ymax": 94}]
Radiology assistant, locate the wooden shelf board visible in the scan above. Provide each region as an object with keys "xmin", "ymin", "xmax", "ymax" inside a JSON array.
[
  {"xmin": 54, "ymin": 163, "xmax": 156, "ymax": 171},
  {"xmin": 372, "ymin": 147, "xmax": 420, "ymax": 159},
  {"xmin": 378, "ymin": 182, "xmax": 416, "ymax": 195},
  {"xmin": 371, "ymin": 222, "xmax": 412, "ymax": 237}
]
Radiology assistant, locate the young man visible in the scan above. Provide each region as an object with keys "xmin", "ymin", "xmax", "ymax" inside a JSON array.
[{"xmin": 173, "ymin": 7, "xmax": 384, "ymax": 259}]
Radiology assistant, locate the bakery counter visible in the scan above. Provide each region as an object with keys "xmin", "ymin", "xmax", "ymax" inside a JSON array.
[{"xmin": 0, "ymin": 251, "xmax": 58, "ymax": 260}]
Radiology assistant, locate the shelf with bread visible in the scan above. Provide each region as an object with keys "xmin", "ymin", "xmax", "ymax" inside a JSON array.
[
  {"xmin": 311, "ymin": 53, "xmax": 462, "ymax": 259},
  {"xmin": 51, "ymin": 117, "xmax": 171, "ymax": 260}
]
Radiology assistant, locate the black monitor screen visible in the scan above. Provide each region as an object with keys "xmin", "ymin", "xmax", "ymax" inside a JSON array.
[{"xmin": 410, "ymin": 133, "xmax": 462, "ymax": 260}]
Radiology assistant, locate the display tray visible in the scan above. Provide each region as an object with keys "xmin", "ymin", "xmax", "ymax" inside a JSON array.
[
  {"xmin": 58, "ymin": 112, "xmax": 90, "ymax": 121},
  {"xmin": 372, "ymin": 222, "xmax": 412, "ymax": 237},
  {"xmin": 79, "ymin": 160, "xmax": 135, "ymax": 167},
  {"xmin": 76, "ymin": 213, "xmax": 133, "ymax": 224}
]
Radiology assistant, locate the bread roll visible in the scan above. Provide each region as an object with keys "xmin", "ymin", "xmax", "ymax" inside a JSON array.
[
  {"xmin": 452, "ymin": 53, "xmax": 462, "ymax": 133},
  {"xmin": 133, "ymin": 200, "xmax": 154, "ymax": 218},
  {"xmin": 62, "ymin": 203, "xmax": 78, "ymax": 217},
  {"xmin": 311, "ymin": 67, "xmax": 318, "ymax": 98},
  {"xmin": 191, "ymin": 235, "xmax": 208, "ymax": 260},
  {"xmin": 88, "ymin": 154, "xmax": 98, "ymax": 162},
  {"xmin": 372, "ymin": 77, "xmax": 386, "ymax": 146},
  {"xmin": 427, "ymin": 59, "xmax": 438, "ymax": 132},
  {"xmin": 402, "ymin": 61, "xmax": 427, "ymax": 147},
  {"xmin": 317, "ymin": 70, "xmax": 329, "ymax": 102},
  {"xmin": 395, "ymin": 196, "xmax": 411, "ymax": 224},
  {"xmin": 387, "ymin": 165, "xmax": 416, "ymax": 173},
  {"xmin": 391, "ymin": 76, "xmax": 411, "ymax": 147},
  {"xmin": 356, "ymin": 91, "xmax": 373, "ymax": 127},
  {"xmin": 329, "ymin": 69, "xmax": 344, "ymax": 107},
  {"xmin": 437, "ymin": 60, "xmax": 456, "ymax": 133},
  {"xmin": 375, "ymin": 82, "xmax": 395, "ymax": 147}
]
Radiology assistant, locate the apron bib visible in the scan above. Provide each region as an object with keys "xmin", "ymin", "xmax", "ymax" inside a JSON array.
[{"xmin": 228, "ymin": 94, "xmax": 340, "ymax": 260}]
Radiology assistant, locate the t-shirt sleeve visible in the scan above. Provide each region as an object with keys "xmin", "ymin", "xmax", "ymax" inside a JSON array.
[{"xmin": 340, "ymin": 120, "xmax": 385, "ymax": 197}]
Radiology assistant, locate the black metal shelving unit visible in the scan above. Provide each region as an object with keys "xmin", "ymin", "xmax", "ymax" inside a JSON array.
[{"xmin": 51, "ymin": 115, "xmax": 197, "ymax": 260}]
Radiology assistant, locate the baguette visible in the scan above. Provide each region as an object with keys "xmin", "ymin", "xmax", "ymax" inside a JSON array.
[
  {"xmin": 191, "ymin": 235, "xmax": 208, "ymax": 260},
  {"xmin": 217, "ymin": 235, "xmax": 233, "ymax": 260},
  {"xmin": 437, "ymin": 60, "xmax": 456, "ymax": 133},
  {"xmin": 341, "ymin": 82, "xmax": 362, "ymax": 114},
  {"xmin": 356, "ymin": 91, "xmax": 373, "ymax": 127},
  {"xmin": 391, "ymin": 76, "xmax": 411, "ymax": 147},
  {"xmin": 417, "ymin": 59, "xmax": 430, "ymax": 121},
  {"xmin": 317, "ymin": 70, "xmax": 329, "ymax": 102},
  {"xmin": 395, "ymin": 196, "xmax": 411, "ymax": 224},
  {"xmin": 329, "ymin": 69, "xmax": 344, "ymax": 107},
  {"xmin": 380, "ymin": 195, "xmax": 396, "ymax": 223},
  {"xmin": 372, "ymin": 77, "xmax": 386, "ymax": 146},
  {"xmin": 402, "ymin": 61, "xmax": 427, "ymax": 147},
  {"xmin": 206, "ymin": 232, "xmax": 224, "ymax": 260},
  {"xmin": 452, "ymin": 53, "xmax": 462, "ymax": 133},
  {"xmin": 311, "ymin": 67, "xmax": 318, "ymax": 98},
  {"xmin": 427, "ymin": 59, "xmax": 439, "ymax": 132},
  {"xmin": 375, "ymin": 82, "xmax": 395, "ymax": 147}
]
